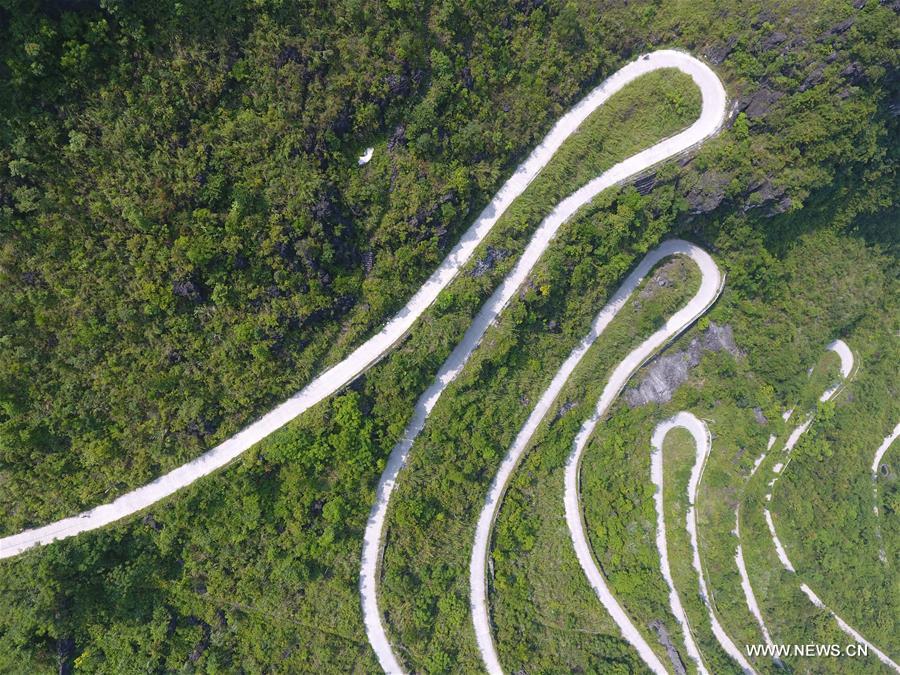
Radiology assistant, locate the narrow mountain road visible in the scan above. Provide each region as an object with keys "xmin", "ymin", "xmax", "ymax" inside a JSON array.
[
  {"xmin": 469, "ymin": 243, "xmax": 722, "ymax": 675},
  {"xmin": 361, "ymin": 51, "xmax": 726, "ymax": 673},
  {"xmin": 0, "ymin": 49, "xmax": 726, "ymax": 564},
  {"xmin": 559, "ymin": 245, "xmax": 722, "ymax": 675},
  {"xmin": 752, "ymin": 342, "xmax": 900, "ymax": 672},
  {"xmin": 652, "ymin": 413, "xmax": 755, "ymax": 674}
]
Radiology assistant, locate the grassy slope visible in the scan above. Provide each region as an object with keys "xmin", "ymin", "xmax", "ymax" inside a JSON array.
[
  {"xmin": 0, "ymin": 60, "xmax": 700, "ymax": 532},
  {"xmin": 661, "ymin": 426, "xmax": 737, "ymax": 674},
  {"xmin": 489, "ymin": 257, "xmax": 701, "ymax": 674},
  {"xmin": 486, "ymin": 229, "xmax": 895, "ymax": 675},
  {"xmin": 377, "ymin": 69, "xmax": 701, "ymax": 673},
  {"xmin": 0, "ymin": 69, "xmax": 699, "ymax": 672},
  {"xmin": 1, "ymin": 0, "xmax": 897, "ymax": 671},
  {"xmin": 568, "ymin": 231, "xmax": 897, "ymax": 675},
  {"xmin": 769, "ymin": 324, "xmax": 899, "ymax": 657}
]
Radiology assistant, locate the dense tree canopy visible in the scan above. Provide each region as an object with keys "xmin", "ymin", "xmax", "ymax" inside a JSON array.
[{"xmin": 0, "ymin": 0, "xmax": 897, "ymax": 672}]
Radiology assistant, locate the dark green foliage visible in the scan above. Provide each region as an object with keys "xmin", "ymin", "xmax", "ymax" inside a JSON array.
[{"xmin": 0, "ymin": 0, "xmax": 898, "ymax": 672}]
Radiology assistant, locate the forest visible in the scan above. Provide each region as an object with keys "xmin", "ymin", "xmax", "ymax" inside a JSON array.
[{"xmin": 0, "ymin": 0, "xmax": 897, "ymax": 672}]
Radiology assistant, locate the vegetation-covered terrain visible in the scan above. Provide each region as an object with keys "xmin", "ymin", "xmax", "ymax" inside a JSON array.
[
  {"xmin": 0, "ymin": 0, "xmax": 897, "ymax": 672},
  {"xmin": 489, "ymin": 230, "xmax": 897, "ymax": 675}
]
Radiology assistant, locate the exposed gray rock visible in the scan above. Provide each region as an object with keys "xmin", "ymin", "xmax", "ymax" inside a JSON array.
[
  {"xmin": 841, "ymin": 61, "xmax": 866, "ymax": 84},
  {"xmin": 761, "ymin": 31, "xmax": 788, "ymax": 51},
  {"xmin": 362, "ymin": 250, "xmax": 375, "ymax": 274},
  {"xmin": 799, "ymin": 63, "xmax": 825, "ymax": 92},
  {"xmin": 754, "ymin": 407, "xmax": 769, "ymax": 425},
  {"xmin": 649, "ymin": 619, "xmax": 687, "ymax": 675},
  {"xmin": 686, "ymin": 170, "xmax": 729, "ymax": 214},
  {"xmin": 634, "ymin": 172, "xmax": 657, "ymax": 196},
  {"xmin": 742, "ymin": 88, "xmax": 784, "ymax": 119},
  {"xmin": 820, "ymin": 17, "xmax": 855, "ymax": 40},
  {"xmin": 705, "ymin": 36, "xmax": 736, "ymax": 65},
  {"xmin": 745, "ymin": 178, "xmax": 791, "ymax": 216},
  {"xmin": 172, "ymin": 278, "xmax": 203, "ymax": 301},
  {"xmin": 387, "ymin": 124, "xmax": 406, "ymax": 151},
  {"xmin": 553, "ymin": 400, "xmax": 577, "ymax": 422},
  {"xmin": 470, "ymin": 245, "xmax": 510, "ymax": 278},
  {"xmin": 625, "ymin": 323, "xmax": 740, "ymax": 408}
]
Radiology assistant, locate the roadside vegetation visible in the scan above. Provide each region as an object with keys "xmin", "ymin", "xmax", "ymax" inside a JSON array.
[
  {"xmin": 0, "ymin": 0, "xmax": 897, "ymax": 672},
  {"xmin": 489, "ymin": 257, "xmax": 701, "ymax": 674}
]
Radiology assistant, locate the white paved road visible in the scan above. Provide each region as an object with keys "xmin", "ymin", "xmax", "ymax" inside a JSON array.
[
  {"xmin": 361, "ymin": 51, "xmax": 726, "ymax": 673},
  {"xmin": 558, "ymin": 244, "xmax": 723, "ymax": 675},
  {"xmin": 651, "ymin": 414, "xmax": 709, "ymax": 674},
  {"xmin": 871, "ymin": 423, "xmax": 899, "ymax": 476},
  {"xmin": 654, "ymin": 413, "xmax": 755, "ymax": 674},
  {"xmin": 753, "ymin": 341, "xmax": 899, "ymax": 671},
  {"xmin": 469, "ymin": 243, "xmax": 721, "ymax": 675},
  {"xmin": 0, "ymin": 49, "xmax": 725, "ymax": 564}
]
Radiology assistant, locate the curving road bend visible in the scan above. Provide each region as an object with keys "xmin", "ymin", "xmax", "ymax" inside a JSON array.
[
  {"xmin": 650, "ymin": 415, "xmax": 709, "ymax": 674},
  {"xmin": 871, "ymin": 423, "xmax": 899, "ymax": 563},
  {"xmin": 361, "ymin": 52, "xmax": 726, "ymax": 673},
  {"xmin": 764, "ymin": 340, "xmax": 854, "ymax": 573},
  {"xmin": 469, "ymin": 243, "xmax": 721, "ymax": 675},
  {"xmin": 654, "ymin": 414, "xmax": 755, "ymax": 674},
  {"xmin": 0, "ymin": 50, "xmax": 726, "ymax": 562},
  {"xmin": 872, "ymin": 424, "xmax": 900, "ymax": 477},
  {"xmin": 754, "ymin": 342, "xmax": 900, "ymax": 671},
  {"xmin": 800, "ymin": 584, "xmax": 899, "ymax": 672},
  {"xmin": 555, "ymin": 245, "xmax": 723, "ymax": 675},
  {"xmin": 734, "ymin": 509, "xmax": 777, "ymax": 658}
]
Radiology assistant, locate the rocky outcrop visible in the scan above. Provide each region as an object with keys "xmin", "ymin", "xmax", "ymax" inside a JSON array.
[
  {"xmin": 686, "ymin": 170, "xmax": 729, "ymax": 215},
  {"xmin": 741, "ymin": 87, "xmax": 784, "ymax": 119},
  {"xmin": 625, "ymin": 323, "xmax": 740, "ymax": 408},
  {"xmin": 760, "ymin": 31, "xmax": 788, "ymax": 51},
  {"xmin": 634, "ymin": 172, "xmax": 657, "ymax": 196},
  {"xmin": 470, "ymin": 245, "xmax": 509, "ymax": 278},
  {"xmin": 705, "ymin": 36, "xmax": 736, "ymax": 65},
  {"xmin": 649, "ymin": 619, "xmax": 687, "ymax": 675},
  {"xmin": 745, "ymin": 177, "xmax": 791, "ymax": 216}
]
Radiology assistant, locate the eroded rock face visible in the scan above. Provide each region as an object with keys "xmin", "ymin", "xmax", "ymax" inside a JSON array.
[
  {"xmin": 470, "ymin": 245, "xmax": 509, "ymax": 278},
  {"xmin": 742, "ymin": 87, "xmax": 784, "ymax": 119},
  {"xmin": 648, "ymin": 619, "xmax": 687, "ymax": 675},
  {"xmin": 686, "ymin": 170, "xmax": 729, "ymax": 214},
  {"xmin": 706, "ymin": 36, "xmax": 737, "ymax": 64},
  {"xmin": 625, "ymin": 323, "xmax": 740, "ymax": 408}
]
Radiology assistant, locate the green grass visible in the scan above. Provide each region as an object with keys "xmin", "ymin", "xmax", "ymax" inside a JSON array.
[
  {"xmin": 660, "ymin": 426, "xmax": 738, "ymax": 674},
  {"xmin": 0, "ymin": 68, "xmax": 704, "ymax": 673},
  {"xmin": 488, "ymin": 257, "xmax": 701, "ymax": 674},
  {"xmin": 768, "ymin": 331, "xmax": 899, "ymax": 660},
  {"xmin": 371, "ymin": 69, "xmax": 703, "ymax": 672},
  {"xmin": 490, "ymin": 230, "xmax": 898, "ymax": 675}
]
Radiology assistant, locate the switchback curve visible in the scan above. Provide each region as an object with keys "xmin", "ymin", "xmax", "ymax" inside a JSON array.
[
  {"xmin": 651, "ymin": 413, "xmax": 755, "ymax": 674},
  {"xmin": 559, "ymin": 244, "xmax": 723, "ymax": 674},
  {"xmin": 469, "ymin": 243, "xmax": 721, "ymax": 675},
  {"xmin": 360, "ymin": 51, "xmax": 726, "ymax": 673},
  {"xmin": 0, "ymin": 50, "xmax": 725, "ymax": 563},
  {"xmin": 753, "ymin": 342, "xmax": 900, "ymax": 672}
]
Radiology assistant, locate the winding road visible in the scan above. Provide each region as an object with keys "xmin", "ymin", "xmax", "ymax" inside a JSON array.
[
  {"xmin": 653, "ymin": 414, "xmax": 755, "ymax": 674},
  {"xmin": 1, "ymin": 48, "xmax": 729, "ymax": 675},
  {"xmin": 748, "ymin": 342, "xmax": 900, "ymax": 672},
  {"xmin": 469, "ymin": 243, "xmax": 722, "ymax": 675},
  {"xmin": 2, "ymin": 29, "xmax": 893, "ymax": 675},
  {"xmin": 0, "ymin": 50, "xmax": 725, "ymax": 566},
  {"xmin": 361, "ymin": 51, "xmax": 726, "ymax": 673},
  {"xmin": 650, "ymin": 415, "xmax": 709, "ymax": 674},
  {"xmin": 559, "ymin": 247, "xmax": 722, "ymax": 675}
]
